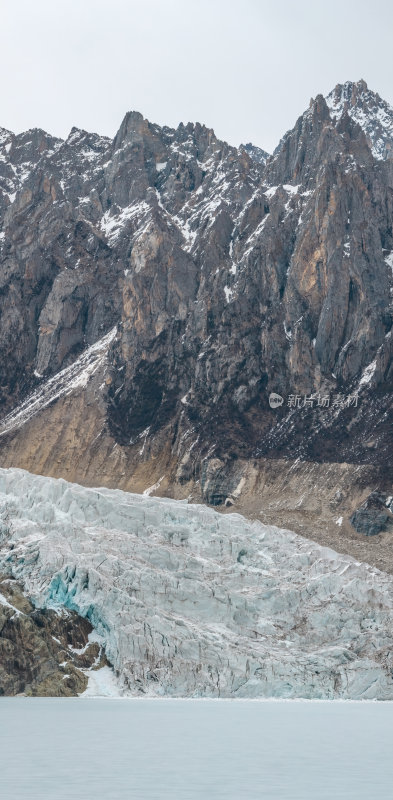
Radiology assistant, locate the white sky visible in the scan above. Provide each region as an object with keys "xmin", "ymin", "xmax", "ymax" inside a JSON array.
[{"xmin": 1, "ymin": 0, "xmax": 392, "ymax": 153}]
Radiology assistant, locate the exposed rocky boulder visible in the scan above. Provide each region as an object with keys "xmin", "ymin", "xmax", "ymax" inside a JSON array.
[{"xmin": 350, "ymin": 491, "xmax": 393, "ymax": 536}]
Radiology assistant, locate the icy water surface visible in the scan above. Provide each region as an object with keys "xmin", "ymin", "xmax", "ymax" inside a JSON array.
[{"xmin": 1, "ymin": 699, "xmax": 393, "ymax": 799}]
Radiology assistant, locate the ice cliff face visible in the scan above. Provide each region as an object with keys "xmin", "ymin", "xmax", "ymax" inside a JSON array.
[{"xmin": 1, "ymin": 468, "xmax": 393, "ymax": 699}]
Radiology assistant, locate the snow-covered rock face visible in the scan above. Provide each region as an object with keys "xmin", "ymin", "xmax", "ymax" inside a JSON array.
[
  {"xmin": 2, "ymin": 84, "xmax": 393, "ymax": 482},
  {"xmin": 239, "ymin": 142, "xmax": 269, "ymax": 165},
  {"xmin": 0, "ymin": 326, "xmax": 116, "ymax": 439},
  {"xmin": 1, "ymin": 468, "xmax": 393, "ymax": 699},
  {"xmin": 326, "ymin": 79, "xmax": 393, "ymax": 160}
]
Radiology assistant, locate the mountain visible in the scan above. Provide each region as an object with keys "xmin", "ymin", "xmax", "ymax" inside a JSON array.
[{"xmin": 0, "ymin": 80, "xmax": 393, "ymax": 568}]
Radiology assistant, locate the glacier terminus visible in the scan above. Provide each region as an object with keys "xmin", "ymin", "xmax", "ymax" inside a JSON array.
[{"xmin": 1, "ymin": 468, "xmax": 393, "ymax": 699}]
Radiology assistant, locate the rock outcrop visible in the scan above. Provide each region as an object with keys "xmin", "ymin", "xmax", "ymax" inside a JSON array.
[
  {"xmin": 0, "ymin": 576, "xmax": 109, "ymax": 696},
  {"xmin": 350, "ymin": 491, "xmax": 393, "ymax": 536}
]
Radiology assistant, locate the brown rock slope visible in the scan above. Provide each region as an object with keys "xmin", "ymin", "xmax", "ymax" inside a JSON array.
[{"xmin": 0, "ymin": 351, "xmax": 390, "ymax": 575}]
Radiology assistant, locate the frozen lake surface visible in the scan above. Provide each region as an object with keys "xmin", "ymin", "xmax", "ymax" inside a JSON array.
[{"xmin": 1, "ymin": 699, "xmax": 393, "ymax": 799}]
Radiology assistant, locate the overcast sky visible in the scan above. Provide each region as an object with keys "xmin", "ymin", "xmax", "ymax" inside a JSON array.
[{"xmin": 1, "ymin": 0, "xmax": 392, "ymax": 152}]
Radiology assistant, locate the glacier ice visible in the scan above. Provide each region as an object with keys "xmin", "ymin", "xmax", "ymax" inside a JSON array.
[{"xmin": 1, "ymin": 468, "xmax": 393, "ymax": 698}]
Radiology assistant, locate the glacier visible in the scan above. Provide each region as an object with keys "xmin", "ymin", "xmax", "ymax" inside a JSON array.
[{"xmin": 1, "ymin": 468, "xmax": 393, "ymax": 699}]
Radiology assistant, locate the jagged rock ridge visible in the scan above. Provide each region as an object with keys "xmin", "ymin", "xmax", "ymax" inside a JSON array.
[{"xmin": 1, "ymin": 79, "xmax": 393, "ymax": 495}]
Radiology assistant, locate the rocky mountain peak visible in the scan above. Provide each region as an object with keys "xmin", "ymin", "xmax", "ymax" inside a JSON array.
[
  {"xmin": 326, "ymin": 79, "xmax": 393, "ymax": 159},
  {"xmin": 0, "ymin": 127, "xmax": 12, "ymax": 145},
  {"xmin": 240, "ymin": 142, "xmax": 269, "ymax": 165},
  {"xmin": 175, "ymin": 120, "xmax": 217, "ymax": 155},
  {"xmin": 63, "ymin": 127, "xmax": 110, "ymax": 159},
  {"xmin": 328, "ymin": 79, "xmax": 369, "ymax": 106},
  {"xmin": 113, "ymin": 110, "xmax": 151, "ymax": 150},
  {"xmin": 267, "ymin": 92, "xmax": 332, "ymax": 186}
]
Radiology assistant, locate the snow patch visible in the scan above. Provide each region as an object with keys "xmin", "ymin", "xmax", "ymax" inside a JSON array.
[
  {"xmin": 100, "ymin": 202, "xmax": 150, "ymax": 245},
  {"xmin": 143, "ymin": 476, "xmax": 165, "ymax": 497},
  {"xmin": 0, "ymin": 327, "xmax": 117, "ymax": 438},
  {"xmin": 224, "ymin": 285, "xmax": 234, "ymax": 303},
  {"xmin": 358, "ymin": 359, "xmax": 377, "ymax": 389},
  {"xmin": 81, "ymin": 666, "xmax": 122, "ymax": 698},
  {"xmin": 385, "ymin": 251, "xmax": 393, "ymax": 275}
]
